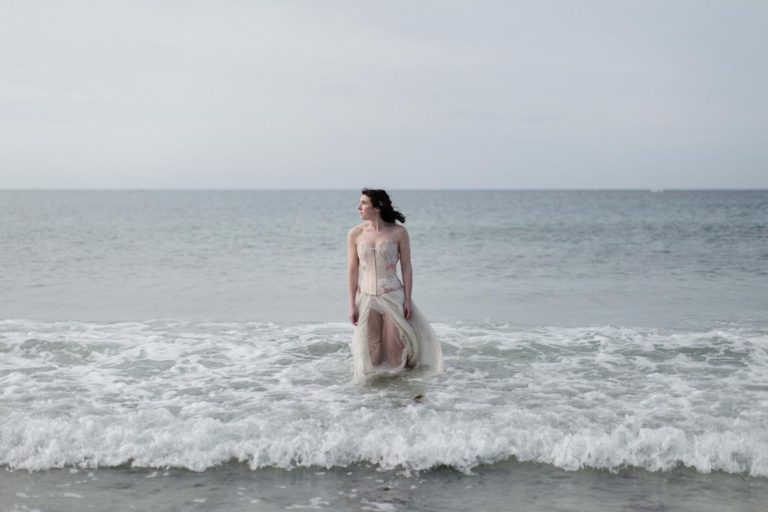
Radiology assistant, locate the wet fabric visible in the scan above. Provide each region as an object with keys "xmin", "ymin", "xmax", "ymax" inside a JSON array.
[{"xmin": 351, "ymin": 240, "xmax": 444, "ymax": 381}]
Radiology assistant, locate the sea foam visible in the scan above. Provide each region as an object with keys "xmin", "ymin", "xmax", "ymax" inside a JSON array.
[{"xmin": 1, "ymin": 319, "xmax": 766, "ymax": 476}]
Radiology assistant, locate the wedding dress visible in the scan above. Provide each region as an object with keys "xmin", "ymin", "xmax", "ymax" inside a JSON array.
[{"xmin": 351, "ymin": 239, "xmax": 444, "ymax": 381}]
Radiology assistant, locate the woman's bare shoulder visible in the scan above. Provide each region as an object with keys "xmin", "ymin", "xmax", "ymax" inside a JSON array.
[
  {"xmin": 393, "ymin": 224, "xmax": 409, "ymax": 240},
  {"xmin": 347, "ymin": 224, "xmax": 365, "ymax": 239}
]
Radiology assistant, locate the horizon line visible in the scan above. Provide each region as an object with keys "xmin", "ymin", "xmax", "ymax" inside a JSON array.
[{"xmin": 1, "ymin": 187, "xmax": 767, "ymax": 193}]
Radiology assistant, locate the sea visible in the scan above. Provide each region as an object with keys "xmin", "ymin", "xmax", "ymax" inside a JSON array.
[{"xmin": 1, "ymin": 189, "xmax": 767, "ymax": 511}]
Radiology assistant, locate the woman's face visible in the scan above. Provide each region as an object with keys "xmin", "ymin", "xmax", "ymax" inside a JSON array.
[{"xmin": 358, "ymin": 195, "xmax": 378, "ymax": 220}]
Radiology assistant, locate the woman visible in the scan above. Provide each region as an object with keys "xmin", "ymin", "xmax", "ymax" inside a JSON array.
[{"xmin": 347, "ymin": 188, "xmax": 444, "ymax": 381}]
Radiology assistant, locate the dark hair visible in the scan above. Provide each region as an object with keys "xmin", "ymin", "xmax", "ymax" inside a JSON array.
[{"xmin": 361, "ymin": 188, "xmax": 406, "ymax": 224}]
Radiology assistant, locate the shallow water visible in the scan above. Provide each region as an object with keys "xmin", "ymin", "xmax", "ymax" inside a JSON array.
[
  {"xmin": 1, "ymin": 319, "xmax": 766, "ymax": 478},
  {"xmin": 4, "ymin": 461, "xmax": 767, "ymax": 512}
]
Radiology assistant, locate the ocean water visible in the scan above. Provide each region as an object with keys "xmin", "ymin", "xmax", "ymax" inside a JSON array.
[{"xmin": 1, "ymin": 190, "xmax": 767, "ymax": 511}]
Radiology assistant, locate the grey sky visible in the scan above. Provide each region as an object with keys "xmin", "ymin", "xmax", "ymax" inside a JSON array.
[{"xmin": 1, "ymin": 0, "xmax": 766, "ymax": 189}]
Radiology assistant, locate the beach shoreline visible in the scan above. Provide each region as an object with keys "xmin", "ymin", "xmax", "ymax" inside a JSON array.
[{"xmin": 3, "ymin": 460, "xmax": 767, "ymax": 512}]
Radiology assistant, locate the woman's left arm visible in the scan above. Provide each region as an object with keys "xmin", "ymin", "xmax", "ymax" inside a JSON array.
[{"xmin": 399, "ymin": 228, "xmax": 413, "ymax": 320}]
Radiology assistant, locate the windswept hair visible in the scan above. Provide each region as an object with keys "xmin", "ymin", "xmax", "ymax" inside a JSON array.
[{"xmin": 361, "ymin": 188, "xmax": 406, "ymax": 224}]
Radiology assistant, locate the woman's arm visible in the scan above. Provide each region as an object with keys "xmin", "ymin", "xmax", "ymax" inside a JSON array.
[
  {"xmin": 398, "ymin": 228, "xmax": 413, "ymax": 319},
  {"xmin": 347, "ymin": 228, "xmax": 360, "ymax": 324}
]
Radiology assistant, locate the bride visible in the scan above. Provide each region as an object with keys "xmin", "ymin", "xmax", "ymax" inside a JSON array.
[{"xmin": 346, "ymin": 188, "xmax": 444, "ymax": 381}]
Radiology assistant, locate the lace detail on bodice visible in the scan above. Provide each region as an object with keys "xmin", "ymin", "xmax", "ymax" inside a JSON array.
[{"xmin": 356, "ymin": 240, "xmax": 403, "ymax": 296}]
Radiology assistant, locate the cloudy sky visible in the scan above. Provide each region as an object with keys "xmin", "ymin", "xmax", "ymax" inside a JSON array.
[{"xmin": 1, "ymin": 0, "xmax": 766, "ymax": 189}]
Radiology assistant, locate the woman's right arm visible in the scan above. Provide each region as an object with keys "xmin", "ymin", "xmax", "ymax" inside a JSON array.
[{"xmin": 347, "ymin": 228, "xmax": 360, "ymax": 325}]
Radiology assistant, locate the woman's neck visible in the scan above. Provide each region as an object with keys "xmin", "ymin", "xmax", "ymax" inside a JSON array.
[{"xmin": 365, "ymin": 218, "xmax": 389, "ymax": 231}]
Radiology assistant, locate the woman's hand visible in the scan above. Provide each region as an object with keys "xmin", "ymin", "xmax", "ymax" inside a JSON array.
[
  {"xmin": 403, "ymin": 298, "xmax": 413, "ymax": 320},
  {"xmin": 348, "ymin": 304, "xmax": 359, "ymax": 325}
]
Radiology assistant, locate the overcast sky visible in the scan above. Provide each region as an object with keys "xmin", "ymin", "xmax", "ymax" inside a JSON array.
[{"xmin": 1, "ymin": 1, "xmax": 766, "ymax": 189}]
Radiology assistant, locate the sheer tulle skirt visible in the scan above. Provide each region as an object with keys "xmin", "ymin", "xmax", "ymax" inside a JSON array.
[{"xmin": 351, "ymin": 288, "xmax": 444, "ymax": 381}]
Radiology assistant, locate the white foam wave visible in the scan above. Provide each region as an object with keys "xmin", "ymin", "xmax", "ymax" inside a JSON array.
[{"xmin": 1, "ymin": 319, "xmax": 767, "ymax": 477}]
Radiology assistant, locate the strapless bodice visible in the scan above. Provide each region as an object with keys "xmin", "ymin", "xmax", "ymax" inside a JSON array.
[{"xmin": 356, "ymin": 240, "xmax": 403, "ymax": 296}]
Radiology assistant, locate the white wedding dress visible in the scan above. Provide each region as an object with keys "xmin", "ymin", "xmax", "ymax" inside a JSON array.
[{"xmin": 350, "ymin": 240, "xmax": 444, "ymax": 381}]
